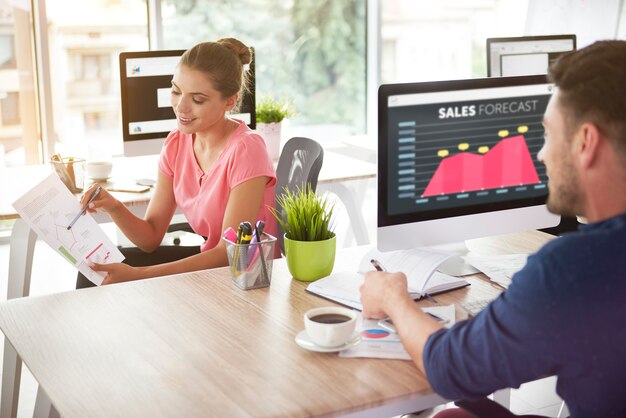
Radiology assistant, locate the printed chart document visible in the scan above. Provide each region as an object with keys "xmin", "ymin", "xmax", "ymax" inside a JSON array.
[
  {"xmin": 307, "ymin": 247, "xmax": 469, "ymax": 310},
  {"xmin": 339, "ymin": 305, "xmax": 456, "ymax": 360},
  {"xmin": 463, "ymin": 253, "xmax": 528, "ymax": 288},
  {"xmin": 12, "ymin": 173, "xmax": 124, "ymax": 285}
]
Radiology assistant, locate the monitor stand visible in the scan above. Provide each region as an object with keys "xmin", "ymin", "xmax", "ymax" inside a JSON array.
[{"xmin": 428, "ymin": 241, "xmax": 480, "ymax": 277}]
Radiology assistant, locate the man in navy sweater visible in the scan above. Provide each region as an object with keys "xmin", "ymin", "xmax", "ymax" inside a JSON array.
[{"xmin": 360, "ymin": 40, "xmax": 626, "ymax": 418}]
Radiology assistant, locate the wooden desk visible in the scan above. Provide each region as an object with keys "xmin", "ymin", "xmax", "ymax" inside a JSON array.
[
  {"xmin": 0, "ymin": 151, "xmax": 376, "ymax": 418},
  {"xmin": 0, "ymin": 231, "xmax": 553, "ymax": 418}
]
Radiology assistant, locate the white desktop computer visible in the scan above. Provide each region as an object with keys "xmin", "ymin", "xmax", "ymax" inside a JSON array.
[
  {"xmin": 119, "ymin": 49, "xmax": 256, "ymax": 157},
  {"xmin": 377, "ymin": 75, "xmax": 560, "ymax": 274},
  {"xmin": 486, "ymin": 35, "xmax": 576, "ymax": 77}
]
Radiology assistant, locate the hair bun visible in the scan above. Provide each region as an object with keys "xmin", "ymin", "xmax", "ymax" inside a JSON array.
[{"xmin": 217, "ymin": 38, "xmax": 252, "ymax": 65}]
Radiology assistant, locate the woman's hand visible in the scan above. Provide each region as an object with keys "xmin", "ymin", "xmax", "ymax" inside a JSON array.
[
  {"xmin": 80, "ymin": 184, "xmax": 121, "ymax": 215},
  {"xmin": 90, "ymin": 262, "xmax": 145, "ymax": 285}
]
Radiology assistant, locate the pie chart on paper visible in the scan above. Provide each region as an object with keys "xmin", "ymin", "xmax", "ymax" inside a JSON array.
[{"xmin": 361, "ymin": 329, "xmax": 390, "ymax": 339}]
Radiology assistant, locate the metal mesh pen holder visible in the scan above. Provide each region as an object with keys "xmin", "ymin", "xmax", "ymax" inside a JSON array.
[{"xmin": 224, "ymin": 233, "xmax": 276, "ymax": 290}]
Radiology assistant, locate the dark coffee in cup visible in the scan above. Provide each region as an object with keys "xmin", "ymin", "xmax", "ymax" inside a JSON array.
[{"xmin": 310, "ymin": 313, "xmax": 351, "ymax": 324}]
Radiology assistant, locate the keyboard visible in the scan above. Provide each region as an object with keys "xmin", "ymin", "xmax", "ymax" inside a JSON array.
[{"xmin": 462, "ymin": 299, "xmax": 493, "ymax": 318}]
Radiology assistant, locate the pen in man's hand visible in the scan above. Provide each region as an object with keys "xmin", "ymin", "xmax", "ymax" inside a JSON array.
[
  {"xmin": 425, "ymin": 311, "xmax": 448, "ymax": 324},
  {"xmin": 424, "ymin": 293, "xmax": 438, "ymax": 304},
  {"xmin": 370, "ymin": 258, "xmax": 386, "ymax": 272},
  {"xmin": 67, "ymin": 186, "xmax": 102, "ymax": 230}
]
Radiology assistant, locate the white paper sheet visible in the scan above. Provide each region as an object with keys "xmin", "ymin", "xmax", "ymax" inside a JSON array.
[
  {"xmin": 12, "ymin": 173, "xmax": 124, "ymax": 285},
  {"xmin": 463, "ymin": 253, "xmax": 528, "ymax": 288}
]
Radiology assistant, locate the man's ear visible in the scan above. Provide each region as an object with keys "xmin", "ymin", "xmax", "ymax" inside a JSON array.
[{"xmin": 578, "ymin": 122, "xmax": 602, "ymax": 169}]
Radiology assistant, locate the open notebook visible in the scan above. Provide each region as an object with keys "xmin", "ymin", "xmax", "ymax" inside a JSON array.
[{"xmin": 306, "ymin": 247, "xmax": 470, "ymax": 310}]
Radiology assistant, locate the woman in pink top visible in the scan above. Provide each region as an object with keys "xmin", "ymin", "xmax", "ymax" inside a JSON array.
[{"xmin": 77, "ymin": 38, "xmax": 276, "ymax": 286}]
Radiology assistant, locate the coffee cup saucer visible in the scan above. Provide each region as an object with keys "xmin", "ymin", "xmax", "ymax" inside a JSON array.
[
  {"xmin": 89, "ymin": 176, "xmax": 111, "ymax": 182},
  {"xmin": 295, "ymin": 330, "xmax": 361, "ymax": 353}
]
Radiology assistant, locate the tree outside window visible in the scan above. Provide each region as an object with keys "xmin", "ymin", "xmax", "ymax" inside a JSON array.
[{"xmin": 161, "ymin": 0, "xmax": 367, "ymax": 136}]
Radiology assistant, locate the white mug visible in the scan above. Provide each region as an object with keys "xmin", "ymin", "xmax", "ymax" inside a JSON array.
[
  {"xmin": 304, "ymin": 307, "xmax": 357, "ymax": 348},
  {"xmin": 85, "ymin": 160, "xmax": 113, "ymax": 180}
]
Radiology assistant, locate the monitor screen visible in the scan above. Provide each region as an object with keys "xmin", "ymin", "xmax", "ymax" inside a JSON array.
[
  {"xmin": 487, "ymin": 35, "xmax": 576, "ymax": 77},
  {"xmin": 119, "ymin": 49, "xmax": 256, "ymax": 156},
  {"xmin": 377, "ymin": 75, "xmax": 559, "ymax": 252}
]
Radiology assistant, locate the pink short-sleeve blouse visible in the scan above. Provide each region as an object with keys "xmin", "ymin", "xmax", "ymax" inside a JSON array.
[{"xmin": 158, "ymin": 120, "xmax": 277, "ymax": 252}]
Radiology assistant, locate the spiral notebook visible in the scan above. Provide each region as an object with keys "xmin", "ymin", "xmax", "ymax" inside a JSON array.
[{"xmin": 306, "ymin": 247, "xmax": 470, "ymax": 310}]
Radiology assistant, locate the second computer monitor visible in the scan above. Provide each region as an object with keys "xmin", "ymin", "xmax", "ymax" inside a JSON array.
[
  {"xmin": 487, "ymin": 34, "xmax": 576, "ymax": 77},
  {"xmin": 119, "ymin": 48, "xmax": 256, "ymax": 157},
  {"xmin": 377, "ymin": 75, "xmax": 560, "ymax": 252}
]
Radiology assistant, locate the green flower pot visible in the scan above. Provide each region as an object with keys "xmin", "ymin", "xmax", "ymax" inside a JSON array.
[{"xmin": 284, "ymin": 235, "xmax": 336, "ymax": 282}]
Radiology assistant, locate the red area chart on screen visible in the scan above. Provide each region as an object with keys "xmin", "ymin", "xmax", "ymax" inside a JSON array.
[{"xmin": 422, "ymin": 134, "xmax": 540, "ymax": 197}]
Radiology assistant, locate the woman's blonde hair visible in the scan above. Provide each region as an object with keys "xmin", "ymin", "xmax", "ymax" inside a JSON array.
[{"xmin": 179, "ymin": 38, "xmax": 252, "ymax": 110}]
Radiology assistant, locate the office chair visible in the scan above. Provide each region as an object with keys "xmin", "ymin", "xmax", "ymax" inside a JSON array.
[
  {"xmin": 451, "ymin": 398, "xmax": 561, "ymax": 418},
  {"xmin": 273, "ymin": 136, "xmax": 324, "ymax": 254},
  {"xmin": 166, "ymin": 136, "xmax": 324, "ymax": 254}
]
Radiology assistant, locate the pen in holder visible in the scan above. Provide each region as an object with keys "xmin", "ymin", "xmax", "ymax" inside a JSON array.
[{"xmin": 224, "ymin": 233, "xmax": 276, "ymax": 290}]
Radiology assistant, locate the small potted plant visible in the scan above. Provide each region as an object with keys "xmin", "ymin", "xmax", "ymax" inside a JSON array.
[
  {"xmin": 270, "ymin": 185, "xmax": 336, "ymax": 282},
  {"xmin": 255, "ymin": 96, "xmax": 296, "ymax": 160}
]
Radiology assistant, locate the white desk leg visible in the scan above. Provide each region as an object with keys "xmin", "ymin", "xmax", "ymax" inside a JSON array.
[
  {"xmin": 2, "ymin": 219, "xmax": 36, "ymax": 418},
  {"xmin": 492, "ymin": 388, "xmax": 511, "ymax": 409},
  {"xmin": 318, "ymin": 182, "xmax": 370, "ymax": 246},
  {"xmin": 33, "ymin": 386, "xmax": 58, "ymax": 418}
]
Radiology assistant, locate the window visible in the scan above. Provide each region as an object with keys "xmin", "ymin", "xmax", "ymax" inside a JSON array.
[
  {"xmin": 379, "ymin": 0, "xmax": 530, "ymax": 83},
  {"xmin": 0, "ymin": 34, "xmax": 16, "ymax": 69},
  {"xmin": 0, "ymin": 1, "xmax": 39, "ymax": 166},
  {"xmin": 160, "ymin": 0, "xmax": 367, "ymax": 139},
  {"xmin": 5, "ymin": 0, "xmax": 626, "ymax": 169},
  {"xmin": 44, "ymin": 0, "xmax": 148, "ymax": 159},
  {"xmin": 1, "ymin": 92, "xmax": 19, "ymax": 125}
]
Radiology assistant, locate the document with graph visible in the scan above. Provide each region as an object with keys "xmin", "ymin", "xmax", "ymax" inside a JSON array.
[{"xmin": 12, "ymin": 173, "xmax": 124, "ymax": 285}]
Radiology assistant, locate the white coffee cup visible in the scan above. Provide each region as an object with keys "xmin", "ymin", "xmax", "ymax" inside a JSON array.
[
  {"xmin": 86, "ymin": 160, "xmax": 113, "ymax": 180},
  {"xmin": 304, "ymin": 307, "xmax": 357, "ymax": 348}
]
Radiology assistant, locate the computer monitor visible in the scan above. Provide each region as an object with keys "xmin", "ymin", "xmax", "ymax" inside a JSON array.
[
  {"xmin": 487, "ymin": 35, "xmax": 576, "ymax": 77},
  {"xmin": 119, "ymin": 49, "xmax": 256, "ymax": 157},
  {"xmin": 377, "ymin": 75, "xmax": 560, "ymax": 263}
]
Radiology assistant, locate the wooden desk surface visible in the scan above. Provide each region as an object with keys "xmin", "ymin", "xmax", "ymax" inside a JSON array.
[{"xmin": 0, "ymin": 231, "xmax": 552, "ymax": 418}]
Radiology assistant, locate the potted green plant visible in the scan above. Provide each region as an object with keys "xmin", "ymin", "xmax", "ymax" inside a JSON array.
[
  {"xmin": 255, "ymin": 96, "xmax": 296, "ymax": 160},
  {"xmin": 270, "ymin": 185, "xmax": 336, "ymax": 282}
]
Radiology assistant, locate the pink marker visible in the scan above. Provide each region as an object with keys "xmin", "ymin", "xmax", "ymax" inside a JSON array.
[{"xmin": 223, "ymin": 227, "xmax": 237, "ymax": 243}]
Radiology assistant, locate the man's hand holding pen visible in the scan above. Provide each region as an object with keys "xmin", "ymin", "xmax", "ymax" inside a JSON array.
[
  {"xmin": 361, "ymin": 260, "xmax": 447, "ymax": 344},
  {"xmin": 360, "ymin": 264, "xmax": 410, "ymax": 320}
]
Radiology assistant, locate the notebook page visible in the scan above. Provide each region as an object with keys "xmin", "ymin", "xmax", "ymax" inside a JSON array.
[{"xmin": 358, "ymin": 247, "xmax": 454, "ymax": 294}]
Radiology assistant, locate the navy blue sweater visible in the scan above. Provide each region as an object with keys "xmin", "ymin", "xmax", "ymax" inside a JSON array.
[{"xmin": 423, "ymin": 213, "xmax": 626, "ymax": 418}]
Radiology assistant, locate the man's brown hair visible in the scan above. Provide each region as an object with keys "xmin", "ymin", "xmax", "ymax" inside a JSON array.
[{"xmin": 549, "ymin": 40, "xmax": 626, "ymax": 155}]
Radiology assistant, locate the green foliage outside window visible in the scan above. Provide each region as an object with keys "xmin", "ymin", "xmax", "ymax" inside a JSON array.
[{"xmin": 161, "ymin": 0, "xmax": 366, "ymax": 133}]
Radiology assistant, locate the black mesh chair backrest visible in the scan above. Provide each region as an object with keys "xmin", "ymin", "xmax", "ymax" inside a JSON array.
[{"xmin": 274, "ymin": 137, "xmax": 324, "ymax": 254}]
